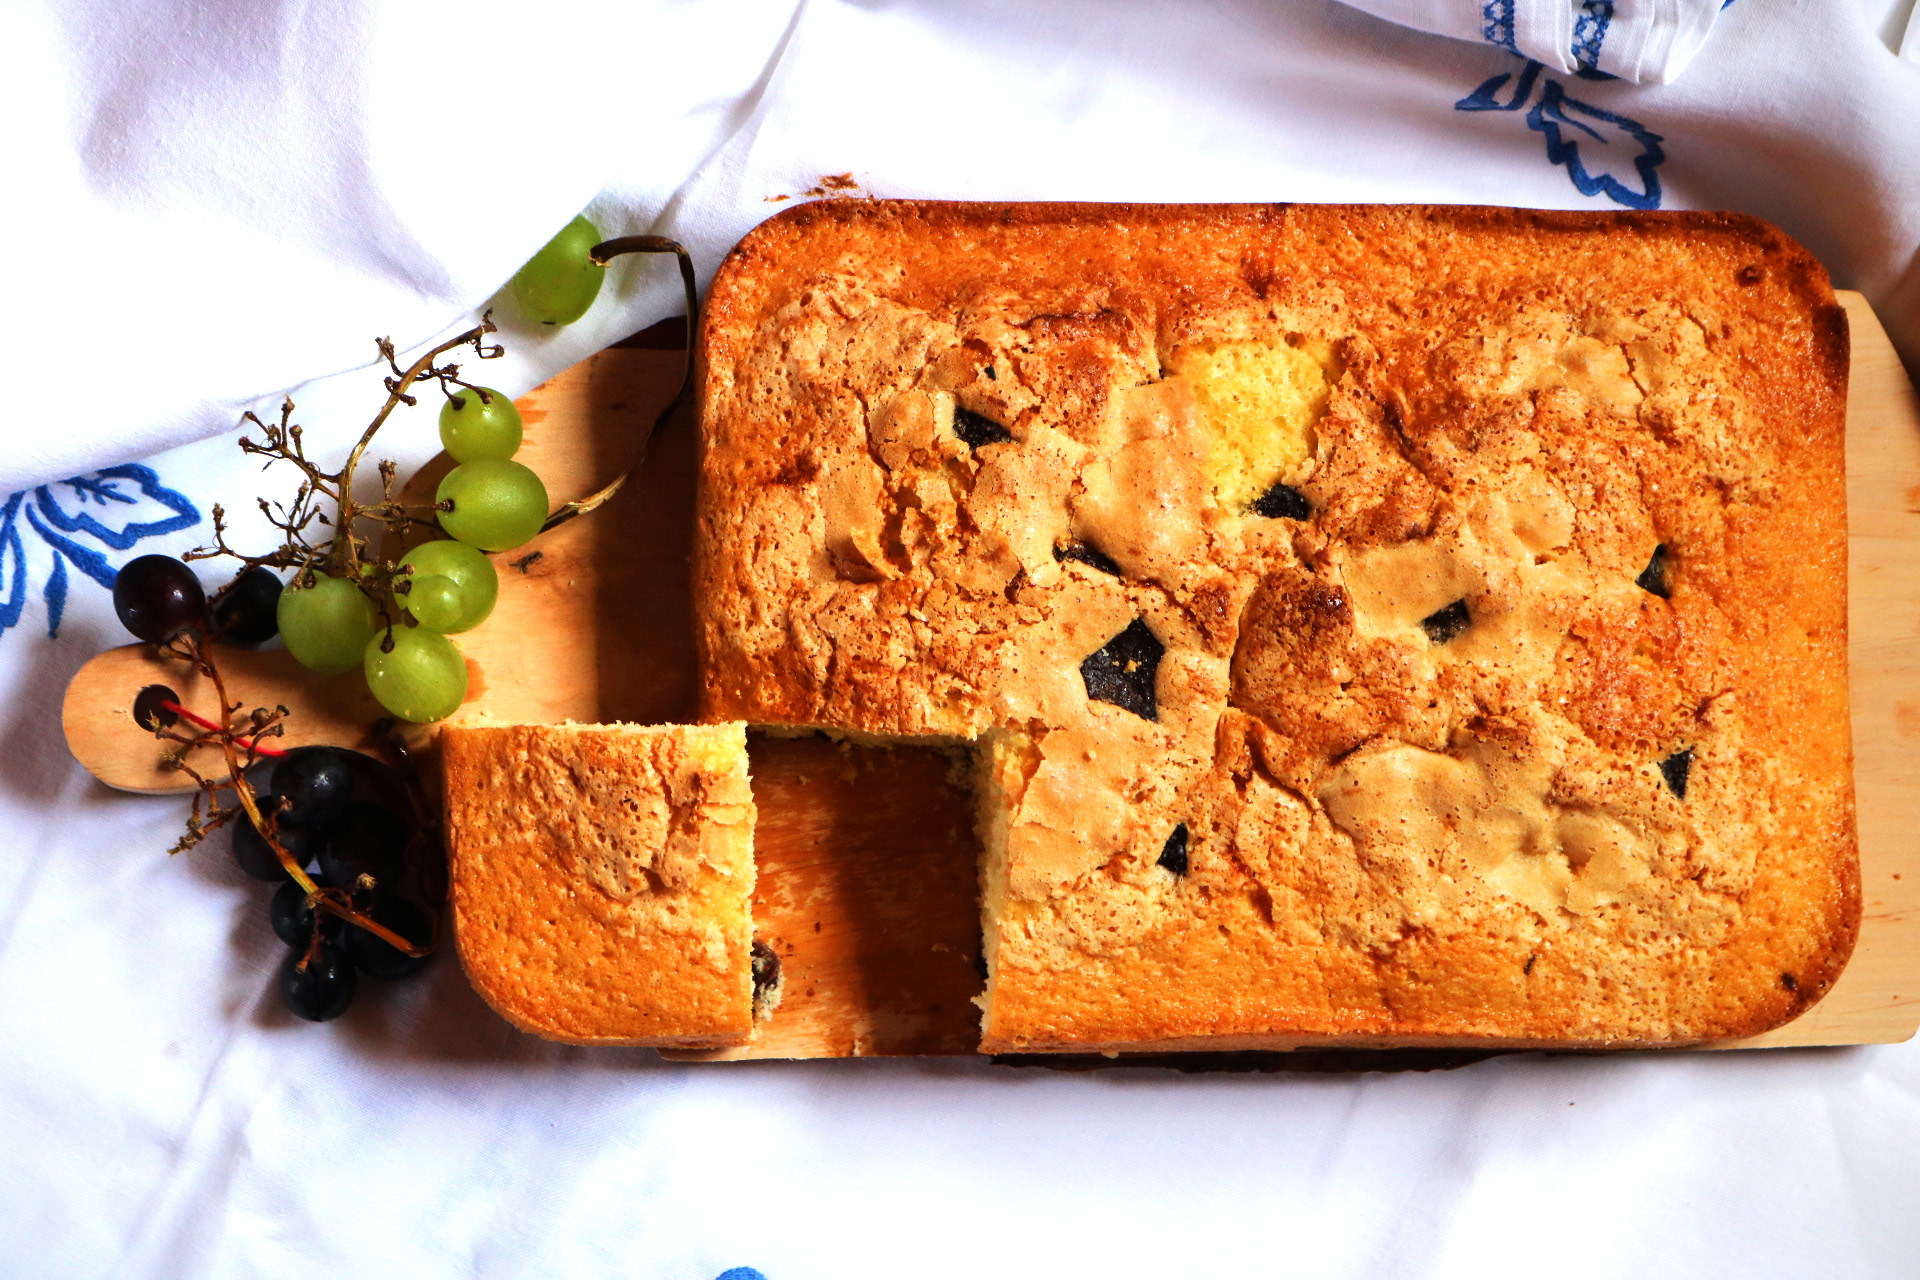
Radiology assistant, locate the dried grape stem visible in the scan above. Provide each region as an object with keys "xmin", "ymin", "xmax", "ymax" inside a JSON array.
[
  {"xmin": 159, "ymin": 699, "xmax": 288, "ymax": 759},
  {"xmin": 191, "ymin": 639, "xmax": 428, "ymax": 959},
  {"xmin": 333, "ymin": 319, "xmax": 499, "ymax": 576},
  {"xmin": 167, "ymin": 244, "xmax": 706, "ymax": 953}
]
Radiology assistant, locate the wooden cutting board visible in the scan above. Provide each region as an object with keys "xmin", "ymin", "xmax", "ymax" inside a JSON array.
[{"xmin": 63, "ymin": 292, "xmax": 1920, "ymax": 1057}]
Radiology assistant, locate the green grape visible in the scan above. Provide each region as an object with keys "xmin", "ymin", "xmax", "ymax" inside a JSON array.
[
  {"xmin": 511, "ymin": 214, "xmax": 604, "ymax": 326},
  {"xmin": 438, "ymin": 387, "xmax": 522, "ymax": 462},
  {"xmin": 405, "ymin": 574, "xmax": 465, "ymax": 631},
  {"xmin": 437, "ymin": 459, "xmax": 548, "ymax": 552},
  {"xmin": 395, "ymin": 538, "xmax": 498, "ymax": 633},
  {"xmin": 363, "ymin": 625, "xmax": 469, "ymax": 723},
  {"xmin": 278, "ymin": 574, "xmax": 378, "ymax": 675}
]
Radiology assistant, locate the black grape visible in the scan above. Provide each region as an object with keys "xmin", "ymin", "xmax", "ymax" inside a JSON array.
[
  {"xmin": 231, "ymin": 819, "xmax": 317, "ymax": 882},
  {"xmin": 278, "ymin": 940, "xmax": 356, "ymax": 1021},
  {"xmin": 271, "ymin": 747, "xmax": 351, "ymax": 828},
  {"xmin": 269, "ymin": 875, "xmax": 339, "ymax": 948},
  {"xmin": 112, "ymin": 555, "xmax": 205, "ymax": 643},
  {"xmin": 343, "ymin": 898, "xmax": 432, "ymax": 981},
  {"xmin": 212, "ymin": 567, "xmax": 283, "ymax": 645},
  {"xmin": 316, "ymin": 802, "xmax": 409, "ymax": 893}
]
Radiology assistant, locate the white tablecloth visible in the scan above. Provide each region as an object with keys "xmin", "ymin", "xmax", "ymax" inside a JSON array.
[{"xmin": 4, "ymin": 3, "xmax": 1919, "ymax": 1277}]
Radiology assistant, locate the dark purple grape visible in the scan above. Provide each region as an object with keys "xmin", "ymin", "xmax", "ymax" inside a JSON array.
[
  {"xmin": 271, "ymin": 747, "xmax": 352, "ymax": 828},
  {"xmin": 269, "ymin": 875, "xmax": 339, "ymax": 948},
  {"xmin": 279, "ymin": 939, "xmax": 356, "ymax": 1021},
  {"xmin": 1251, "ymin": 482, "xmax": 1312, "ymax": 521},
  {"xmin": 343, "ymin": 897, "xmax": 432, "ymax": 981},
  {"xmin": 316, "ymin": 801, "xmax": 408, "ymax": 893},
  {"xmin": 112, "ymin": 555, "xmax": 206, "ymax": 643},
  {"xmin": 231, "ymin": 819, "xmax": 316, "ymax": 882},
  {"xmin": 1420, "ymin": 598, "xmax": 1472, "ymax": 646},
  {"xmin": 212, "ymin": 567, "xmax": 283, "ymax": 645},
  {"xmin": 952, "ymin": 407, "xmax": 1013, "ymax": 448},
  {"xmin": 1080, "ymin": 617, "xmax": 1163, "ymax": 722},
  {"xmin": 335, "ymin": 749, "xmax": 418, "ymax": 821}
]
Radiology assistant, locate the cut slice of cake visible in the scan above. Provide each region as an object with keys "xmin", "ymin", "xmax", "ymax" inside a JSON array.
[
  {"xmin": 696, "ymin": 201, "xmax": 1860, "ymax": 1052},
  {"xmin": 442, "ymin": 721, "xmax": 757, "ymax": 1048}
]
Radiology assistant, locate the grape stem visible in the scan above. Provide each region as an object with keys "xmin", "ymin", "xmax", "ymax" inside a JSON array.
[
  {"xmin": 185, "ymin": 319, "xmax": 503, "ymax": 636},
  {"xmin": 164, "ymin": 239, "xmax": 705, "ymax": 962},
  {"xmin": 169, "ymin": 630, "xmax": 436, "ymax": 960},
  {"xmin": 538, "ymin": 236, "xmax": 699, "ymax": 532},
  {"xmin": 333, "ymin": 320, "xmax": 503, "ymax": 578},
  {"xmin": 158, "ymin": 699, "xmax": 288, "ymax": 759}
]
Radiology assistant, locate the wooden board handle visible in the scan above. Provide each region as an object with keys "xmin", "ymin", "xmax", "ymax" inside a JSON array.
[{"xmin": 61, "ymin": 643, "xmax": 405, "ymax": 794}]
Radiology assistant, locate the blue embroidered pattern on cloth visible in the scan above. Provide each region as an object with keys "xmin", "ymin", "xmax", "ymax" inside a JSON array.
[
  {"xmin": 1481, "ymin": 0, "xmax": 1519, "ymax": 54},
  {"xmin": 0, "ymin": 464, "xmax": 200, "ymax": 639},
  {"xmin": 1481, "ymin": 1, "xmax": 1620, "ymax": 80},
  {"xmin": 1571, "ymin": 0, "xmax": 1613, "ymax": 71},
  {"xmin": 716, "ymin": 1269, "xmax": 768, "ymax": 1280},
  {"xmin": 1456, "ymin": 59, "xmax": 1665, "ymax": 210}
]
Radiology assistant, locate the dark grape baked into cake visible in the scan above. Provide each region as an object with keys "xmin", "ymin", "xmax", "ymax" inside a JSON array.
[{"xmin": 693, "ymin": 201, "xmax": 1858, "ymax": 1052}]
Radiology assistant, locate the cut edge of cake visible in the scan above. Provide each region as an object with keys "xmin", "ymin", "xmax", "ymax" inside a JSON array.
[{"xmin": 443, "ymin": 719, "xmax": 758, "ymax": 1049}]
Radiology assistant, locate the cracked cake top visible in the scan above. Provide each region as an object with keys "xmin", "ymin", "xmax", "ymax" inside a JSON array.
[
  {"xmin": 445, "ymin": 721, "xmax": 757, "ymax": 1048},
  {"xmin": 694, "ymin": 201, "xmax": 1857, "ymax": 1049}
]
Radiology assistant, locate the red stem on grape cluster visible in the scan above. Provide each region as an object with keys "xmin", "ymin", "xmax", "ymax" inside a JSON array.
[{"xmin": 158, "ymin": 699, "xmax": 288, "ymax": 759}]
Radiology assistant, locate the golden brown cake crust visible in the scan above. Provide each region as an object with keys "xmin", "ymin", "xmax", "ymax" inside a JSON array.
[
  {"xmin": 694, "ymin": 201, "xmax": 1858, "ymax": 1051},
  {"xmin": 444, "ymin": 721, "xmax": 756, "ymax": 1048}
]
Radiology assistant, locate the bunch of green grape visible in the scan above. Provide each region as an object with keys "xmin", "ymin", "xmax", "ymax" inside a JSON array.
[
  {"xmin": 275, "ymin": 214, "xmax": 611, "ymax": 724},
  {"xmin": 276, "ymin": 387, "xmax": 536, "ymax": 723}
]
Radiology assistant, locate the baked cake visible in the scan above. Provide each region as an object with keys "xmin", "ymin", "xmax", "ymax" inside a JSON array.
[
  {"xmin": 443, "ymin": 721, "xmax": 757, "ymax": 1047},
  {"xmin": 694, "ymin": 201, "xmax": 1859, "ymax": 1052}
]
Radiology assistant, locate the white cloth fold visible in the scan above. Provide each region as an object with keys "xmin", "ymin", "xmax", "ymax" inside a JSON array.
[
  {"xmin": 1336, "ymin": 0, "xmax": 1729, "ymax": 84},
  {"xmin": 0, "ymin": 0, "xmax": 797, "ymax": 495}
]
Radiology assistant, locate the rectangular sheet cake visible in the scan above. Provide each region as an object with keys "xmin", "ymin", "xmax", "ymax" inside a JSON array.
[{"xmin": 693, "ymin": 201, "xmax": 1859, "ymax": 1051}]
